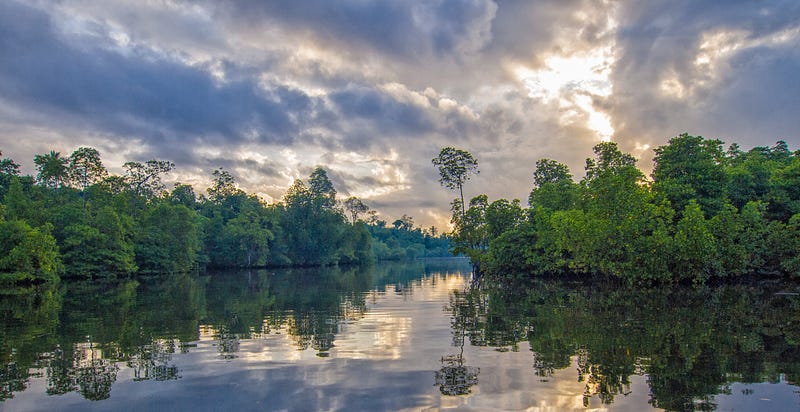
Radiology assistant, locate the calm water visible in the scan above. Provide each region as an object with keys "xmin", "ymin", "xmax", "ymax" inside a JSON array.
[{"xmin": 1, "ymin": 258, "xmax": 799, "ymax": 411}]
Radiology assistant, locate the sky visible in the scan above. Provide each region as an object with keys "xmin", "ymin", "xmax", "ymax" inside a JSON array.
[{"xmin": 1, "ymin": 0, "xmax": 799, "ymax": 229}]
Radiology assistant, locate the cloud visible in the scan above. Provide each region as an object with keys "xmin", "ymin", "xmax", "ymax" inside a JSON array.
[
  {"xmin": 1, "ymin": 0, "xmax": 799, "ymax": 229},
  {"xmin": 608, "ymin": 0, "xmax": 800, "ymax": 158},
  {"xmin": 0, "ymin": 2, "xmax": 316, "ymax": 155},
  {"xmin": 214, "ymin": 0, "xmax": 498, "ymax": 62}
]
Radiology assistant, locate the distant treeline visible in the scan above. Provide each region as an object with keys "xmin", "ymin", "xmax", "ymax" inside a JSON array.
[
  {"xmin": 0, "ymin": 148, "xmax": 449, "ymax": 283},
  {"xmin": 435, "ymin": 134, "xmax": 800, "ymax": 284}
]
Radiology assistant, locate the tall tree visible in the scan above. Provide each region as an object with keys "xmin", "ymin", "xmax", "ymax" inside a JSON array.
[
  {"xmin": 432, "ymin": 147, "xmax": 479, "ymax": 217},
  {"xmin": 584, "ymin": 142, "xmax": 637, "ymax": 181},
  {"xmin": 533, "ymin": 159, "xmax": 572, "ymax": 188},
  {"xmin": 529, "ymin": 159, "xmax": 578, "ymax": 210},
  {"xmin": 123, "ymin": 159, "xmax": 175, "ymax": 200},
  {"xmin": 170, "ymin": 183, "xmax": 197, "ymax": 208},
  {"xmin": 308, "ymin": 167, "xmax": 337, "ymax": 209},
  {"xmin": 207, "ymin": 168, "xmax": 242, "ymax": 203},
  {"xmin": 221, "ymin": 200, "xmax": 274, "ymax": 267},
  {"xmin": 392, "ymin": 214, "xmax": 414, "ymax": 231},
  {"xmin": 0, "ymin": 150, "xmax": 21, "ymax": 195},
  {"xmin": 652, "ymin": 134, "xmax": 727, "ymax": 216},
  {"xmin": 68, "ymin": 147, "xmax": 107, "ymax": 191},
  {"xmin": 343, "ymin": 196, "xmax": 369, "ymax": 223},
  {"xmin": 34, "ymin": 151, "xmax": 68, "ymax": 189}
]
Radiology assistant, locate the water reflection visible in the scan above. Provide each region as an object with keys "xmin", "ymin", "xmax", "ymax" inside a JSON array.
[
  {"xmin": 0, "ymin": 260, "xmax": 798, "ymax": 411},
  {"xmin": 437, "ymin": 282, "xmax": 480, "ymax": 395},
  {"xmin": 446, "ymin": 276, "xmax": 800, "ymax": 409}
]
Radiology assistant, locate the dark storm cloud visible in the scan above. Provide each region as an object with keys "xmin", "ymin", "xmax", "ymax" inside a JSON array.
[
  {"xmin": 0, "ymin": 1, "xmax": 310, "ymax": 154},
  {"xmin": 330, "ymin": 85, "xmax": 435, "ymax": 135},
  {"xmin": 609, "ymin": 0, "xmax": 800, "ymax": 153},
  {"xmin": 216, "ymin": 0, "xmax": 497, "ymax": 61}
]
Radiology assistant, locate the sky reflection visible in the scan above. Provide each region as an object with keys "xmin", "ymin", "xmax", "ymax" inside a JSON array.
[{"xmin": 2, "ymin": 260, "xmax": 799, "ymax": 411}]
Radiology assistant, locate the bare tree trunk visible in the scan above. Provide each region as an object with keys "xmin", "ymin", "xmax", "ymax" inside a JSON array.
[{"xmin": 459, "ymin": 184, "xmax": 465, "ymax": 219}]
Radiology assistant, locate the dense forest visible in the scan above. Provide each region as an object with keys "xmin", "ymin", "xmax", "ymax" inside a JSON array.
[
  {"xmin": 0, "ymin": 148, "xmax": 449, "ymax": 283},
  {"xmin": 435, "ymin": 134, "xmax": 800, "ymax": 284}
]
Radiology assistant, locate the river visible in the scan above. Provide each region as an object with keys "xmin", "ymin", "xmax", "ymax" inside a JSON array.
[{"xmin": 0, "ymin": 258, "xmax": 798, "ymax": 411}]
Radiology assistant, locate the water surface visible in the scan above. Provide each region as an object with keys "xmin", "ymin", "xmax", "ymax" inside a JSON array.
[{"xmin": 1, "ymin": 259, "xmax": 799, "ymax": 411}]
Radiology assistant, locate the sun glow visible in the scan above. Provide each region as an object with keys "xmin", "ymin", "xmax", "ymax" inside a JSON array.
[{"xmin": 514, "ymin": 44, "xmax": 616, "ymax": 141}]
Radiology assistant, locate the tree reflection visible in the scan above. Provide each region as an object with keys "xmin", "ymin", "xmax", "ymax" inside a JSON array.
[
  {"xmin": 128, "ymin": 339, "xmax": 180, "ymax": 381},
  {"xmin": 447, "ymin": 277, "xmax": 800, "ymax": 407},
  {"xmin": 0, "ymin": 284, "xmax": 61, "ymax": 400},
  {"xmin": 0, "ymin": 362, "xmax": 29, "ymax": 400},
  {"xmin": 437, "ymin": 283, "xmax": 480, "ymax": 396},
  {"xmin": 45, "ymin": 341, "xmax": 119, "ymax": 401},
  {"xmin": 0, "ymin": 274, "xmax": 202, "ymax": 401},
  {"xmin": 435, "ymin": 354, "xmax": 479, "ymax": 396}
]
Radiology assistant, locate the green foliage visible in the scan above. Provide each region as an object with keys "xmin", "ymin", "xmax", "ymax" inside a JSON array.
[
  {"xmin": 169, "ymin": 183, "xmax": 197, "ymax": 208},
  {"xmin": 584, "ymin": 141, "xmax": 637, "ymax": 181},
  {"xmin": 0, "ymin": 220, "xmax": 60, "ymax": 283},
  {"xmin": 532, "ymin": 158, "xmax": 572, "ymax": 187},
  {"xmin": 767, "ymin": 156, "xmax": 800, "ymax": 221},
  {"xmin": 0, "ymin": 146, "xmax": 449, "ymax": 280},
  {"xmin": 3, "ymin": 177, "xmax": 33, "ymax": 222},
  {"xmin": 60, "ymin": 206, "xmax": 137, "ymax": 279},
  {"xmin": 432, "ymin": 147, "xmax": 479, "ymax": 215},
  {"xmin": 34, "ymin": 151, "xmax": 68, "ymax": 189},
  {"xmin": 280, "ymin": 177, "xmax": 344, "ymax": 266},
  {"xmin": 216, "ymin": 198, "xmax": 276, "ymax": 267},
  {"xmin": 445, "ymin": 136, "xmax": 800, "ymax": 285},
  {"xmin": 308, "ymin": 167, "xmax": 337, "ymax": 209},
  {"xmin": 367, "ymin": 216, "xmax": 449, "ymax": 260},
  {"xmin": 67, "ymin": 147, "xmax": 107, "ymax": 191},
  {"xmin": 779, "ymin": 214, "xmax": 800, "ymax": 276},
  {"xmin": 343, "ymin": 196, "xmax": 370, "ymax": 222},
  {"xmin": 0, "ymin": 150, "xmax": 21, "ymax": 198},
  {"xmin": 653, "ymin": 133, "xmax": 728, "ymax": 216},
  {"xmin": 672, "ymin": 201, "xmax": 717, "ymax": 284},
  {"xmin": 135, "ymin": 202, "xmax": 201, "ymax": 274},
  {"xmin": 206, "ymin": 168, "xmax": 241, "ymax": 203},
  {"xmin": 123, "ymin": 159, "xmax": 175, "ymax": 200}
]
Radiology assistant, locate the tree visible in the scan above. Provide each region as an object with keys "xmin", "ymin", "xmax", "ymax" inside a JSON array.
[
  {"xmin": 60, "ymin": 207, "xmax": 137, "ymax": 278},
  {"xmin": 34, "ymin": 151, "xmax": 68, "ymax": 189},
  {"xmin": 280, "ymin": 171, "xmax": 349, "ymax": 266},
  {"xmin": 584, "ymin": 142, "xmax": 637, "ymax": 181},
  {"xmin": 432, "ymin": 147, "xmax": 479, "ymax": 217},
  {"xmin": 3, "ymin": 177, "xmax": 33, "ymax": 222},
  {"xmin": 222, "ymin": 204, "xmax": 274, "ymax": 267},
  {"xmin": 392, "ymin": 214, "xmax": 414, "ymax": 231},
  {"xmin": 0, "ymin": 150, "xmax": 21, "ymax": 195},
  {"xmin": 170, "ymin": 183, "xmax": 197, "ymax": 208},
  {"xmin": 308, "ymin": 167, "xmax": 337, "ymax": 209},
  {"xmin": 529, "ymin": 159, "xmax": 578, "ymax": 210},
  {"xmin": 135, "ymin": 202, "xmax": 201, "ymax": 274},
  {"xmin": 123, "ymin": 159, "xmax": 175, "ymax": 200},
  {"xmin": 673, "ymin": 201, "xmax": 718, "ymax": 284},
  {"xmin": 343, "ymin": 196, "xmax": 370, "ymax": 222},
  {"xmin": 533, "ymin": 159, "xmax": 572, "ymax": 188},
  {"xmin": 652, "ymin": 134, "xmax": 727, "ymax": 216},
  {"xmin": 450, "ymin": 195, "xmax": 489, "ymax": 268},
  {"xmin": 207, "ymin": 168, "xmax": 242, "ymax": 203},
  {"xmin": 485, "ymin": 198, "xmax": 523, "ymax": 239},
  {"xmin": 0, "ymin": 219, "xmax": 61, "ymax": 283},
  {"xmin": 68, "ymin": 147, "xmax": 107, "ymax": 191}
]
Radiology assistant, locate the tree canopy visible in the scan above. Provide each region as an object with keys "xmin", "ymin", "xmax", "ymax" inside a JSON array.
[
  {"xmin": 432, "ymin": 147, "xmax": 479, "ymax": 215},
  {"xmin": 0, "ymin": 149, "xmax": 450, "ymax": 282},
  {"xmin": 434, "ymin": 135, "xmax": 800, "ymax": 285}
]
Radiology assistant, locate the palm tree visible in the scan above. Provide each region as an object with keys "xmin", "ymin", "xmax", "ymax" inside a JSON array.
[{"xmin": 34, "ymin": 150, "xmax": 68, "ymax": 189}]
